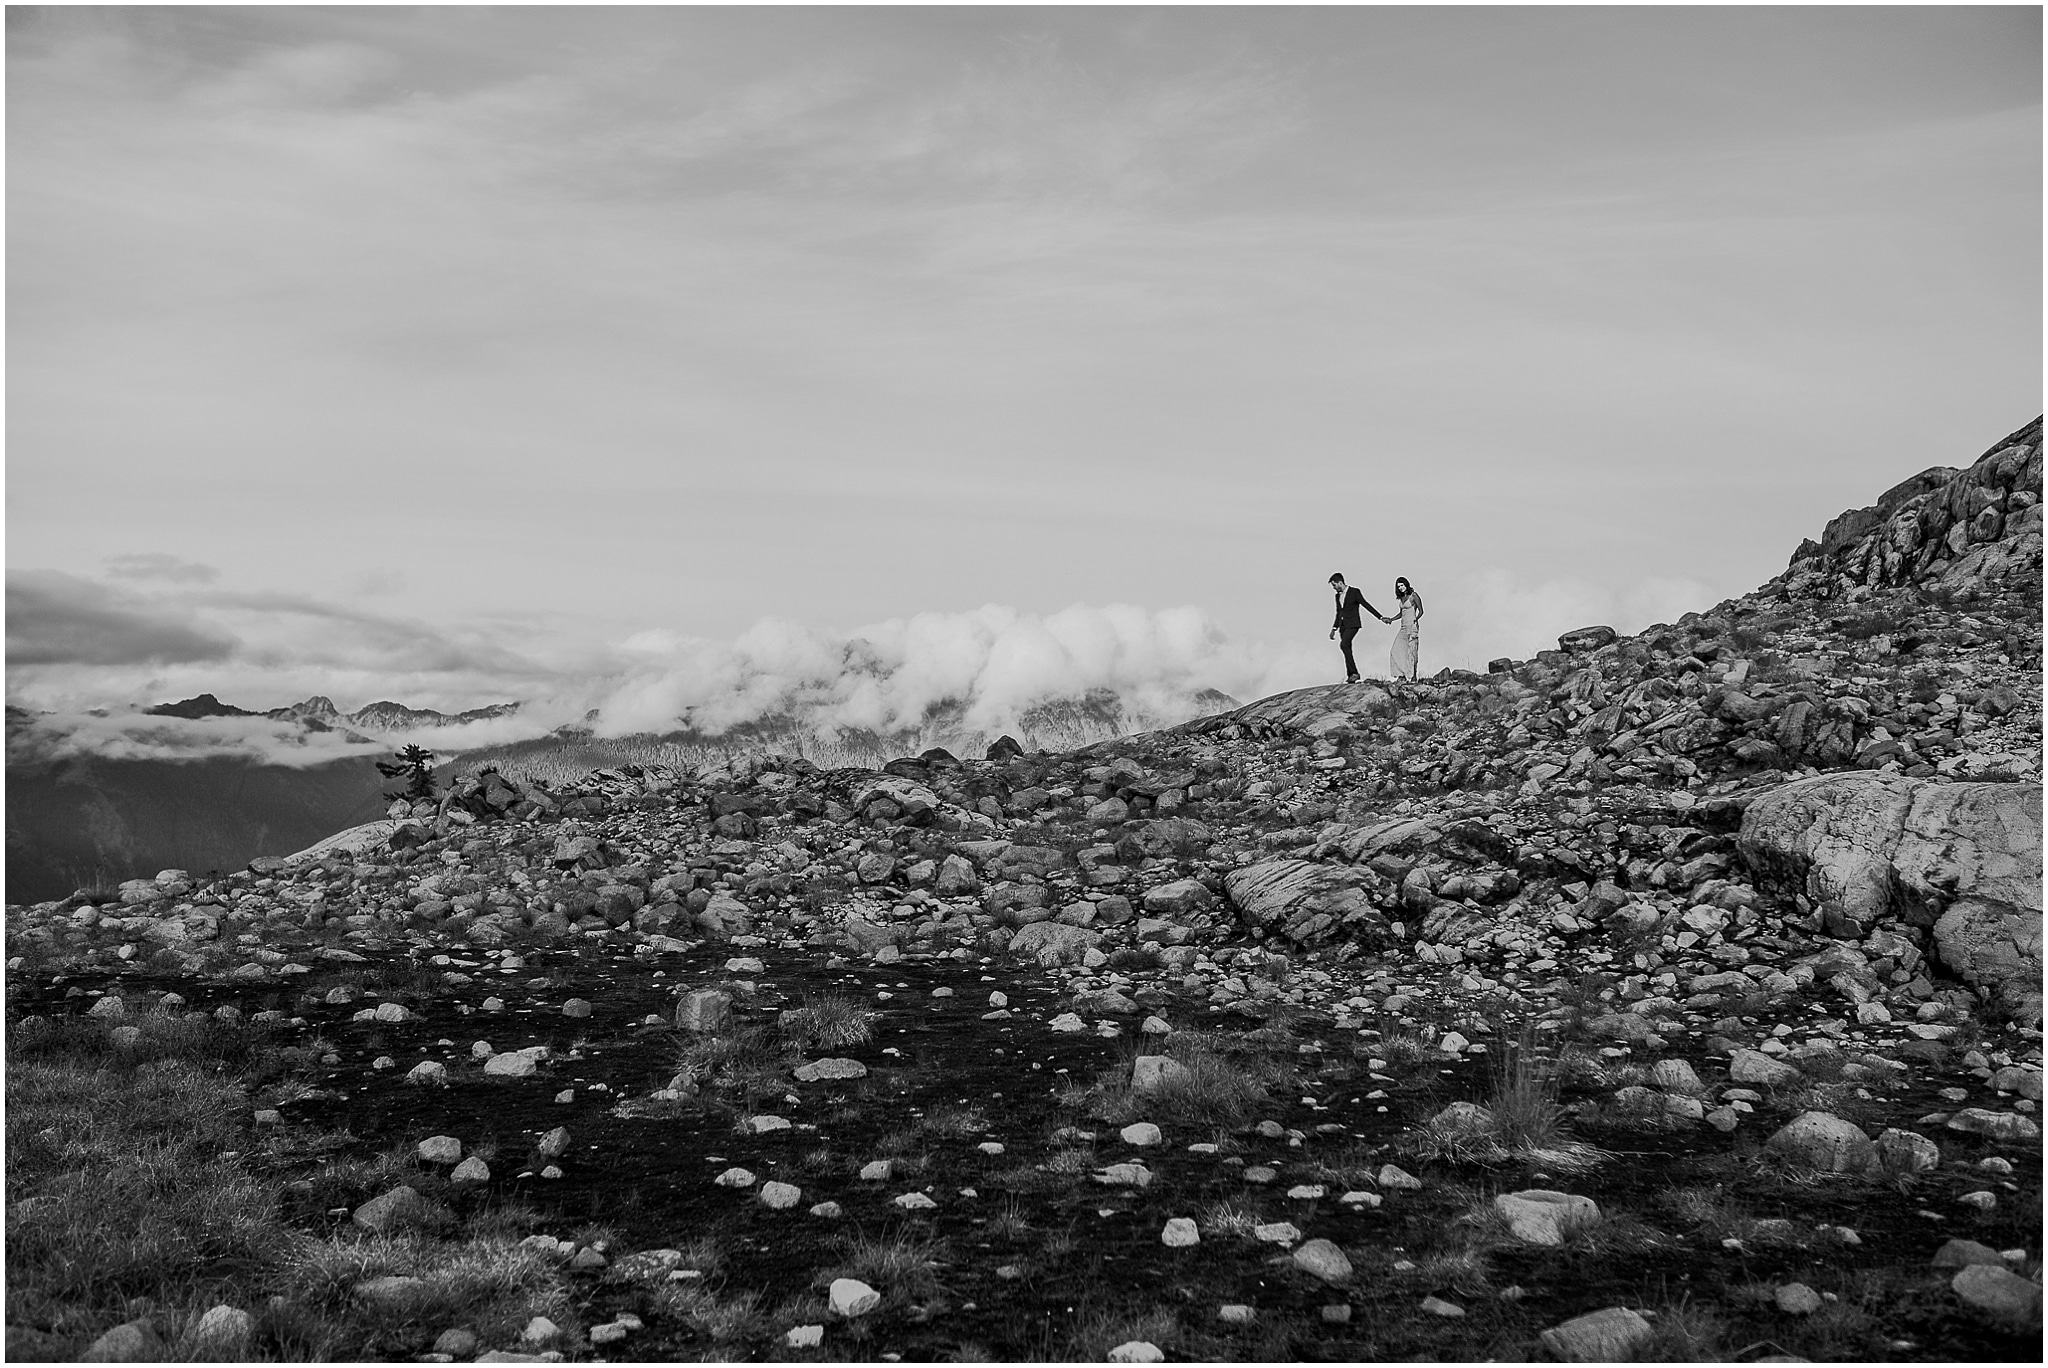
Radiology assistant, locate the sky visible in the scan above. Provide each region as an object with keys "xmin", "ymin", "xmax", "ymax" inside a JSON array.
[{"xmin": 7, "ymin": 6, "xmax": 2041, "ymax": 749}]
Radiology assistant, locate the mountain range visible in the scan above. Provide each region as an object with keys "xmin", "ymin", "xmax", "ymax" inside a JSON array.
[{"xmin": 143, "ymin": 693, "xmax": 523, "ymax": 734}]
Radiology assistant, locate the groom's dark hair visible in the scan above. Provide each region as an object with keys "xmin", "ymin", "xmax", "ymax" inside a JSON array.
[{"xmin": 1328, "ymin": 572, "xmax": 1344, "ymax": 583}]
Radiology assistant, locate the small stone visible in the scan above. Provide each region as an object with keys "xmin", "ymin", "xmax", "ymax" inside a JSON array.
[
  {"xmin": 714, "ymin": 1167, "xmax": 756, "ymax": 1188},
  {"xmin": 1957, "ymin": 1191, "xmax": 1998, "ymax": 1212},
  {"xmin": 450, "ymin": 1157, "xmax": 490, "ymax": 1183},
  {"xmin": 1377, "ymin": 1164, "xmax": 1422, "ymax": 1190},
  {"xmin": 746, "ymin": 1114, "xmax": 792, "ymax": 1134},
  {"xmin": 1321, "ymin": 1304, "xmax": 1352, "ymax": 1324},
  {"xmin": 759, "ymin": 1181, "xmax": 803, "ymax": 1210},
  {"xmin": 536, "ymin": 1127, "xmax": 572, "ymax": 1159},
  {"xmin": 188, "ymin": 1305, "xmax": 255, "ymax": 1357},
  {"xmin": 1292, "ymin": 1238, "xmax": 1353, "ymax": 1284},
  {"xmin": 406, "ymin": 1061, "xmax": 448, "ymax": 1087},
  {"xmin": 1219, "ymin": 1303, "xmax": 1256, "ymax": 1324},
  {"xmin": 519, "ymin": 1316, "xmax": 559, "ymax": 1344},
  {"xmin": 1107, "ymin": 1341, "xmax": 1164, "ymax": 1363},
  {"xmin": 725, "ymin": 957, "xmax": 765, "ymax": 975},
  {"xmin": 373, "ymin": 1001, "xmax": 411, "ymax": 1024},
  {"xmin": 1121, "ymin": 1122, "xmax": 1163, "ymax": 1147},
  {"xmin": 809, "ymin": 1201, "xmax": 843, "ymax": 1219},
  {"xmin": 1162, "ymin": 1217, "xmax": 1200, "ymax": 1247},
  {"xmin": 588, "ymin": 1322, "xmax": 629, "ymax": 1345},
  {"xmin": 483, "ymin": 1052, "xmax": 537, "ymax": 1078},
  {"xmin": 1253, "ymin": 1221, "xmax": 1301, "ymax": 1245},
  {"xmin": 1874, "ymin": 1128, "xmax": 1941, "ymax": 1174},
  {"xmin": 1049, "ymin": 1012, "xmax": 1086, "ymax": 1033},
  {"xmin": 1142, "ymin": 1016, "xmax": 1172, "ymax": 1035},
  {"xmin": 894, "ymin": 1191, "xmax": 938, "ymax": 1210},
  {"xmin": 1094, "ymin": 1162, "xmax": 1152, "ymax": 1188},
  {"xmin": 418, "ymin": 1136, "xmax": 463, "ymax": 1165},
  {"xmin": 860, "ymin": 1159, "xmax": 895, "ymax": 1181},
  {"xmin": 570, "ymin": 1246, "xmax": 607, "ymax": 1270},
  {"xmin": 562, "ymin": 999, "xmax": 593, "ymax": 1019},
  {"xmin": 1775, "ymin": 1283, "xmax": 1823, "ymax": 1315},
  {"xmin": 434, "ymin": 1329, "xmax": 479, "ymax": 1357},
  {"xmin": 785, "ymin": 1325, "xmax": 824, "ymax": 1349},
  {"xmin": 1420, "ymin": 1295, "xmax": 1465, "ymax": 1318},
  {"xmin": 829, "ymin": 1278, "xmax": 881, "ymax": 1317}
]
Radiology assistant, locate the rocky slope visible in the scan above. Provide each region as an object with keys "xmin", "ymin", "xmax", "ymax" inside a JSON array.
[{"xmin": 7, "ymin": 417, "xmax": 2041, "ymax": 1360}]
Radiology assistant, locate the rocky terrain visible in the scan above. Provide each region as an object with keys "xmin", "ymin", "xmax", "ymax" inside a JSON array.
[{"xmin": 7, "ymin": 418, "xmax": 2041, "ymax": 1362}]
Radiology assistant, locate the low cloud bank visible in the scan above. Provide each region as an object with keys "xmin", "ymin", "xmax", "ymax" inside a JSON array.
[{"xmin": 8, "ymin": 566, "xmax": 1724, "ymax": 767}]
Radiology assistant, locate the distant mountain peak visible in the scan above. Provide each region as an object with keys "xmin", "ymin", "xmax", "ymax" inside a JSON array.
[{"xmin": 145, "ymin": 693, "xmax": 256, "ymax": 720}]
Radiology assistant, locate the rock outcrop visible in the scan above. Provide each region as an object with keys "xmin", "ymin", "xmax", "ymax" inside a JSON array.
[
  {"xmin": 1739, "ymin": 773, "xmax": 2041, "ymax": 1014},
  {"xmin": 1787, "ymin": 417, "xmax": 2042, "ymax": 597}
]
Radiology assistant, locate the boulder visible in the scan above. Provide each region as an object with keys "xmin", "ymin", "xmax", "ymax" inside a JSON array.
[
  {"xmin": 1495, "ymin": 1190, "xmax": 1601, "ymax": 1245},
  {"xmin": 1141, "ymin": 879, "xmax": 1214, "ymax": 918},
  {"xmin": 1538, "ymin": 1307, "xmax": 1654, "ymax": 1361},
  {"xmin": 676, "ymin": 990, "xmax": 734, "ymax": 1033},
  {"xmin": 352, "ymin": 1185, "xmax": 450, "ymax": 1235},
  {"xmin": 1008, "ymin": 922, "xmax": 1100, "ymax": 968},
  {"xmin": 1933, "ymin": 1239, "xmax": 2007, "ymax": 1269},
  {"xmin": 1765, "ymin": 1112, "xmax": 1875, "ymax": 1172},
  {"xmin": 1558, "ymin": 625, "xmax": 1618, "ymax": 653},
  {"xmin": 1952, "ymin": 1264, "xmax": 2042, "ymax": 1327},
  {"xmin": 1728, "ymin": 1049, "xmax": 1803, "ymax": 1088},
  {"xmin": 1224, "ymin": 859, "xmax": 1394, "ymax": 948}
]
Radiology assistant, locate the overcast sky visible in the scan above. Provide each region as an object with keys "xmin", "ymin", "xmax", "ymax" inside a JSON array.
[{"xmin": 8, "ymin": 6, "xmax": 2041, "ymax": 725}]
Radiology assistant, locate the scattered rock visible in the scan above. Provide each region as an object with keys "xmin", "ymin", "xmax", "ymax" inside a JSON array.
[
  {"xmin": 829, "ymin": 1278, "xmax": 881, "ymax": 1318},
  {"xmin": 1539, "ymin": 1307, "xmax": 1654, "ymax": 1361},
  {"xmin": 1766, "ymin": 1112, "xmax": 1875, "ymax": 1172},
  {"xmin": 1291, "ymin": 1238, "xmax": 1353, "ymax": 1284},
  {"xmin": 1495, "ymin": 1190, "xmax": 1601, "ymax": 1246}
]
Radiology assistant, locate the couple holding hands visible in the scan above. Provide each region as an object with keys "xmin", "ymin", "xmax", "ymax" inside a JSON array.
[{"xmin": 1329, "ymin": 572, "xmax": 1423, "ymax": 682}]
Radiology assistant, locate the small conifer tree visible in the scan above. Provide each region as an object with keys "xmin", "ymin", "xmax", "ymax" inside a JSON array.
[{"xmin": 377, "ymin": 744, "xmax": 438, "ymax": 802}]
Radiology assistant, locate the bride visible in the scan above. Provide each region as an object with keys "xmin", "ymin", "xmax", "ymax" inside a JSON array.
[{"xmin": 1389, "ymin": 577, "xmax": 1424, "ymax": 679}]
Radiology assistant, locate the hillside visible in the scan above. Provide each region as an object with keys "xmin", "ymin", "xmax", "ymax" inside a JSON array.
[{"xmin": 5, "ymin": 416, "xmax": 2040, "ymax": 1363}]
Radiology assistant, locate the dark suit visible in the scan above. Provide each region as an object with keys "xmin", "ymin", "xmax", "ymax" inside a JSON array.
[{"xmin": 1331, "ymin": 586, "xmax": 1382, "ymax": 681}]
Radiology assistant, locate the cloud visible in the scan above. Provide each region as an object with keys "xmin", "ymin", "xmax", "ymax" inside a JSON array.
[
  {"xmin": 577, "ymin": 601, "xmax": 1277, "ymax": 744},
  {"xmin": 103, "ymin": 553, "xmax": 221, "ymax": 584},
  {"xmin": 6, "ymin": 570, "xmax": 239, "ymax": 666},
  {"xmin": 7, "ymin": 709, "xmax": 391, "ymax": 770}
]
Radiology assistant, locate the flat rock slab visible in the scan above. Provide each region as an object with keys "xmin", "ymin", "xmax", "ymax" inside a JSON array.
[
  {"xmin": 794, "ymin": 1058, "xmax": 868, "ymax": 1083},
  {"xmin": 1224, "ymin": 859, "xmax": 1393, "ymax": 947}
]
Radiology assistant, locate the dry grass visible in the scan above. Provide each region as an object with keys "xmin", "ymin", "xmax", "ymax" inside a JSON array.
[{"xmin": 778, "ymin": 994, "xmax": 879, "ymax": 1049}]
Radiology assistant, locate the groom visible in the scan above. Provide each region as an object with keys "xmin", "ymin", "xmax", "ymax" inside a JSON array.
[{"xmin": 1328, "ymin": 572, "xmax": 1389, "ymax": 683}]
